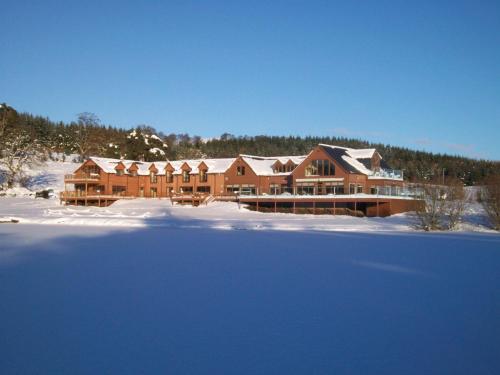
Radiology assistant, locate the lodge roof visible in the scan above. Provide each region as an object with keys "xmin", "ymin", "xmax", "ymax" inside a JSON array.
[{"xmin": 86, "ymin": 144, "xmax": 392, "ymax": 177}]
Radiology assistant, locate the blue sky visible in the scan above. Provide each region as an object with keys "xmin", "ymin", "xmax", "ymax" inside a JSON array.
[{"xmin": 1, "ymin": 0, "xmax": 499, "ymax": 160}]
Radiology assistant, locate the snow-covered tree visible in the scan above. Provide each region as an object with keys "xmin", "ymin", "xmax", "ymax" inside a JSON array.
[{"xmin": 0, "ymin": 130, "xmax": 43, "ymax": 188}]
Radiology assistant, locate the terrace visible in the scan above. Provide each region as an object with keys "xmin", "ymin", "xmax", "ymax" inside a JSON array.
[
  {"xmin": 368, "ymin": 169, "xmax": 403, "ymax": 180},
  {"xmin": 64, "ymin": 173, "xmax": 101, "ymax": 182}
]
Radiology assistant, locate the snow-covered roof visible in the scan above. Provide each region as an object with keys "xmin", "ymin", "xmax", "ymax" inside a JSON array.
[
  {"xmin": 87, "ymin": 156, "xmax": 236, "ymax": 176},
  {"xmin": 199, "ymin": 158, "xmax": 235, "ymax": 174},
  {"xmin": 86, "ymin": 143, "xmax": 388, "ymax": 178},
  {"xmin": 89, "ymin": 157, "xmax": 136, "ymax": 173},
  {"xmin": 166, "ymin": 158, "xmax": 235, "ymax": 175},
  {"xmin": 238, "ymin": 154, "xmax": 306, "ymax": 176},
  {"xmin": 317, "ymin": 144, "xmax": 380, "ymax": 175}
]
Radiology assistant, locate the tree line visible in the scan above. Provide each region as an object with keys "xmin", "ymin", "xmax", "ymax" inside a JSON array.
[{"xmin": 1, "ymin": 104, "xmax": 499, "ymax": 188}]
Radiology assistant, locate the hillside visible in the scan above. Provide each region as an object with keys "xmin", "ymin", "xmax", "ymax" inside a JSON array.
[{"xmin": 1, "ymin": 104, "xmax": 499, "ymax": 186}]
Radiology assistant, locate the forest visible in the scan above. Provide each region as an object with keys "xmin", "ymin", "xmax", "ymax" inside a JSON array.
[{"xmin": 1, "ymin": 103, "xmax": 498, "ymax": 186}]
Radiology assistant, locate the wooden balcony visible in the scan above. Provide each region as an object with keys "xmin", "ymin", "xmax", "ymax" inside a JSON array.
[
  {"xmin": 60, "ymin": 191, "xmax": 135, "ymax": 199},
  {"xmin": 64, "ymin": 173, "xmax": 101, "ymax": 182}
]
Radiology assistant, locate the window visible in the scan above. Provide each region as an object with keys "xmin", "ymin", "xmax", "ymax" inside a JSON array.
[
  {"xmin": 324, "ymin": 183, "xmax": 343, "ymax": 195},
  {"xmin": 296, "ymin": 183, "xmax": 314, "ymax": 195},
  {"xmin": 150, "ymin": 172, "xmax": 157, "ymax": 183},
  {"xmin": 240, "ymin": 185, "xmax": 256, "ymax": 195},
  {"xmin": 182, "ymin": 170, "xmax": 190, "ymax": 183},
  {"xmin": 83, "ymin": 165, "xmax": 100, "ymax": 175},
  {"xmin": 116, "ymin": 169, "xmax": 124, "ymax": 176},
  {"xmin": 237, "ymin": 166, "xmax": 245, "ymax": 176},
  {"xmin": 270, "ymin": 184, "xmax": 280, "ymax": 195},
  {"xmin": 199, "ymin": 170, "xmax": 208, "ymax": 183},
  {"xmin": 357, "ymin": 185, "xmax": 363, "ymax": 194},
  {"xmin": 226, "ymin": 185, "xmax": 240, "ymax": 194},
  {"xmin": 180, "ymin": 186, "xmax": 193, "ymax": 193},
  {"xmin": 130, "ymin": 170, "xmax": 137, "ymax": 177},
  {"xmin": 166, "ymin": 171, "xmax": 173, "ymax": 183},
  {"xmin": 112, "ymin": 185, "xmax": 126, "ymax": 196},
  {"xmin": 139, "ymin": 187, "xmax": 144, "ymax": 197},
  {"xmin": 349, "ymin": 184, "xmax": 356, "ymax": 194},
  {"xmin": 305, "ymin": 159, "xmax": 335, "ymax": 176},
  {"xmin": 150, "ymin": 187, "xmax": 157, "ymax": 198},
  {"xmin": 197, "ymin": 186, "xmax": 211, "ymax": 193}
]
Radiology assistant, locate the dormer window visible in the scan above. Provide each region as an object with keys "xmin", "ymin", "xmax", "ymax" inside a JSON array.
[
  {"xmin": 116, "ymin": 169, "xmax": 124, "ymax": 176},
  {"xmin": 130, "ymin": 170, "xmax": 137, "ymax": 177},
  {"xmin": 150, "ymin": 172, "xmax": 157, "ymax": 183},
  {"xmin": 199, "ymin": 169, "xmax": 208, "ymax": 183},
  {"xmin": 182, "ymin": 170, "xmax": 190, "ymax": 183},
  {"xmin": 166, "ymin": 171, "xmax": 173, "ymax": 183},
  {"xmin": 237, "ymin": 166, "xmax": 245, "ymax": 176}
]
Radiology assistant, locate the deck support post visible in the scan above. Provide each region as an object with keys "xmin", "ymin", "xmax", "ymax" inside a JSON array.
[
  {"xmin": 256, "ymin": 200, "xmax": 259, "ymax": 212},
  {"xmin": 313, "ymin": 201, "xmax": 316, "ymax": 215},
  {"xmin": 274, "ymin": 200, "xmax": 277, "ymax": 213},
  {"xmin": 293, "ymin": 200, "xmax": 296, "ymax": 214}
]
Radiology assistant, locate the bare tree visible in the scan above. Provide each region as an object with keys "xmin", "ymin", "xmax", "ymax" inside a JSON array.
[
  {"xmin": 415, "ymin": 177, "xmax": 467, "ymax": 231},
  {"xmin": 0, "ymin": 131, "xmax": 43, "ymax": 188},
  {"xmin": 443, "ymin": 178, "xmax": 466, "ymax": 230},
  {"xmin": 415, "ymin": 180, "xmax": 447, "ymax": 230},
  {"xmin": 480, "ymin": 175, "xmax": 500, "ymax": 230},
  {"xmin": 73, "ymin": 112, "xmax": 100, "ymax": 158}
]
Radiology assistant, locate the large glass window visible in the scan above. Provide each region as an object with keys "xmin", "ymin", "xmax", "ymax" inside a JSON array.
[
  {"xmin": 237, "ymin": 166, "xmax": 246, "ymax": 176},
  {"xmin": 240, "ymin": 185, "xmax": 256, "ymax": 195},
  {"xmin": 150, "ymin": 187, "xmax": 157, "ymax": 197},
  {"xmin": 83, "ymin": 165, "xmax": 100, "ymax": 175},
  {"xmin": 112, "ymin": 185, "xmax": 126, "ymax": 196},
  {"xmin": 296, "ymin": 183, "xmax": 315, "ymax": 195},
  {"xmin": 226, "ymin": 185, "xmax": 240, "ymax": 194},
  {"xmin": 305, "ymin": 160, "xmax": 335, "ymax": 176},
  {"xmin": 324, "ymin": 183, "xmax": 344, "ymax": 195}
]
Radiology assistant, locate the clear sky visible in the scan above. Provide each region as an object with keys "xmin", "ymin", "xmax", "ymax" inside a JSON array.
[{"xmin": 1, "ymin": 0, "xmax": 499, "ymax": 160}]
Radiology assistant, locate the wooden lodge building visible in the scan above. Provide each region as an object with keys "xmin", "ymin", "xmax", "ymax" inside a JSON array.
[{"xmin": 62, "ymin": 144, "xmax": 419, "ymax": 216}]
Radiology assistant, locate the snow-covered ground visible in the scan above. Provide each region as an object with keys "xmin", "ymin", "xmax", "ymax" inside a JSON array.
[
  {"xmin": 0, "ymin": 156, "xmax": 79, "ymax": 197},
  {"xmin": 0, "ymin": 223, "xmax": 499, "ymax": 374}
]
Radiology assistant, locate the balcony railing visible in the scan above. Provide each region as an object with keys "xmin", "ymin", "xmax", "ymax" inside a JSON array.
[
  {"xmin": 368, "ymin": 169, "xmax": 403, "ymax": 180},
  {"xmin": 64, "ymin": 173, "xmax": 101, "ymax": 182},
  {"xmin": 233, "ymin": 184, "xmax": 420, "ymax": 199},
  {"xmin": 60, "ymin": 191, "xmax": 134, "ymax": 199}
]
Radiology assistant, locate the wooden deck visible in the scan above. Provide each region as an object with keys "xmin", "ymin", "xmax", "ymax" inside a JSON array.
[
  {"xmin": 59, "ymin": 191, "xmax": 419, "ymax": 216},
  {"xmin": 238, "ymin": 194, "xmax": 420, "ymax": 217},
  {"xmin": 60, "ymin": 192, "xmax": 135, "ymax": 206}
]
